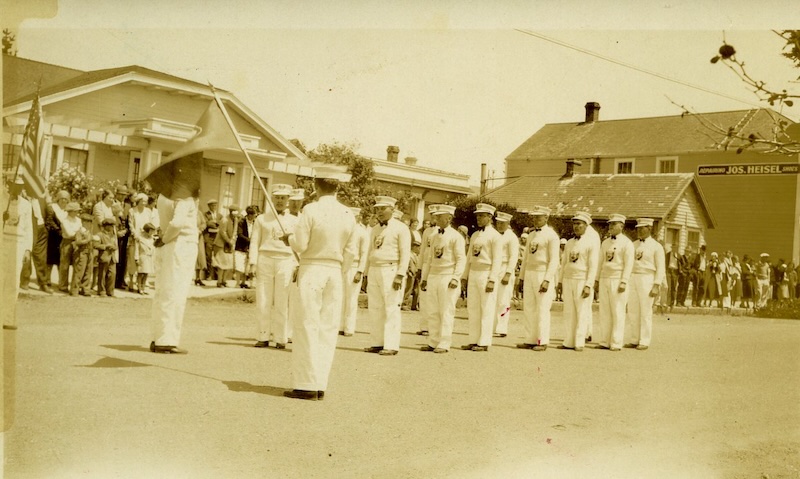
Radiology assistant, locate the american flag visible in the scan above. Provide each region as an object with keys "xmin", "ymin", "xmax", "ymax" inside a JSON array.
[{"xmin": 14, "ymin": 94, "xmax": 47, "ymax": 200}]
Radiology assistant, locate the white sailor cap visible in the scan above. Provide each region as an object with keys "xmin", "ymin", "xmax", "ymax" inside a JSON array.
[
  {"xmin": 314, "ymin": 165, "xmax": 351, "ymax": 182},
  {"xmin": 635, "ymin": 218, "xmax": 654, "ymax": 228},
  {"xmin": 530, "ymin": 205, "xmax": 551, "ymax": 216},
  {"xmin": 474, "ymin": 203, "xmax": 496, "ymax": 215},
  {"xmin": 272, "ymin": 184, "xmax": 293, "ymax": 196},
  {"xmin": 289, "ymin": 188, "xmax": 305, "ymax": 201},
  {"xmin": 607, "ymin": 213, "xmax": 626, "ymax": 224},
  {"xmin": 392, "ymin": 209, "xmax": 404, "ymax": 220},
  {"xmin": 572, "ymin": 211, "xmax": 592, "ymax": 225},
  {"xmin": 374, "ymin": 196, "xmax": 397, "ymax": 208},
  {"xmin": 495, "ymin": 211, "xmax": 513, "ymax": 223},
  {"xmin": 431, "ymin": 204, "xmax": 455, "ymax": 216}
]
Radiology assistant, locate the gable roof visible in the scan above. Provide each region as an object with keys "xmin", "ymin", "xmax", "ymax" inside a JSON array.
[
  {"xmin": 3, "ymin": 55, "xmax": 85, "ymax": 104},
  {"xmin": 506, "ymin": 109, "xmax": 795, "ymax": 161},
  {"xmin": 484, "ymin": 172, "xmax": 715, "ymax": 228}
]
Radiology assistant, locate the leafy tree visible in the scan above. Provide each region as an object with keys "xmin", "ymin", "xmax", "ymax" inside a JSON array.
[
  {"xmin": 678, "ymin": 30, "xmax": 800, "ymax": 155},
  {"xmin": 2, "ymin": 28, "xmax": 16, "ymax": 56}
]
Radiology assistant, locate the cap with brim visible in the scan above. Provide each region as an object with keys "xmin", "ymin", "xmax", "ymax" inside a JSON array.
[
  {"xmin": 374, "ymin": 196, "xmax": 397, "ymax": 208},
  {"xmin": 143, "ymin": 223, "xmax": 156, "ymax": 231},
  {"xmin": 134, "ymin": 193, "xmax": 148, "ymax": 204},
  {"xmin": 496, "ymin": 212, "xmax": 512, "ymax": 222},
  {"xmin": 572, "ymin": 211, "xmax": 592, "ymax": 224},
  {"xmin": 607, "ymin": 213, "xmax": 626, "ymax": 223},
  {"xmin": 635, "ymin": 218, "xmax": 654, "ymax": 228},
  {"xmin": 56, "ymin": 190, "xmax": 70, "ymax": 200},
  {"xmin": 227, "ymin": 204, "xmax": 240, "ymax": 212},
  {"xmin": 101, "ymin": 218, "xmax": 117, "ymax": 226},
  {"xmin": 289, "ymin": 188, "xmax": 305, "ymax": 201},
  {"xmin": 474, "ymin": 203, "xmax": 496, "ymax": 215},
  {"xmin": 412, "ymin": 239, "xmax": 421, "ymax": 246},
  {"xmin": 760, "ymin": 253, "xmax": 770, "ymax": 258},
  {"xmin": 560, "ymin": 238, "xmax": 567, "ymax": 245},
  {"xmin": 530, "ymin": 205, "xmax": 551, "ymax": 216},
  {"xmin": 115, "ymin": 185, "xmax": 129, "ymax": 195},
  {"xmin": 432, "ymin": 204, "xmax": 455, "ymax": 216},
  {"xmin": 314, "ymin": 165, "xmax": 351, "ymax": 182},
  {"xmin": 272, "ymin": 184, "xmax": 293, "ymax": 196},
  {"xmin": 207, "ymin": 199, "xmax": 218, "ymax": 205},
  {"xmin": 392, "ymin": 209, "xmax": 404, "ymax": 220},
  {"xmin": 65, "ymin": 202, "xmax": 81, "ymax": 212},
  {"xmin": 427, "ymin": 204, "xmax": 437, "ymax": 214}
]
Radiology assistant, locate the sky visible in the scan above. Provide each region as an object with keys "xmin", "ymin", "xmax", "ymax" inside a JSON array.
[{"xmin": 5, "ymin": 0, "xmax": 800, "ymax": 188}]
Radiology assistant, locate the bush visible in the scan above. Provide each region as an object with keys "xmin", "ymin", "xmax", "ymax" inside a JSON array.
[
  {"xmin": 753, "ymin": 299, "xmax": 800, "ymax": 320},
  {"xmin": 47, "ymin": 165, "xmax": 92, "ymax": 203}
]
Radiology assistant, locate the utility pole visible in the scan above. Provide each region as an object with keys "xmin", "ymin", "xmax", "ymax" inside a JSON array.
[{"xmin": 480, "ymin": 163, "xmax": 487, "ymax": 196}]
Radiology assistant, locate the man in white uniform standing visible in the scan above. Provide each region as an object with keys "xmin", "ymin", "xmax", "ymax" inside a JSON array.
[
  {"xmin": 492, "ymin": 211, "xmax": 519, "ymax": 339},
  {"xmin": 340, "ymin": 207, "xmax": 369, "ymax": 337},
  {"xmin": 249, "ymin": 184, "xmax": 297, "ymax": 349},
  {"xmin": 461, "ymin": 203, "xmax": 503, "ymax": 352},
  {"xmin": 558, "ymin": 212, "xmax": 599, "ymax": 352},
  {"xmin": 364, "ymin": 196, "xmax": 411, "ymax": 356},
  {"xmin": 415, "ymin": 205, "xmax": 439, "ymax": 336},
  {"xmin": 596, "ymin": 214, "xmax": 634, "ymax": 351},
  {"xmin": 419, "ymin": 204, "xmax": 465, "ymax": 353},
  {"xmin": 516, "ymin": 206, "xmax": 560, "ymax": 351},
  {"xmin": 625, "ymin": 218, "xmax": 665, "ymax": 350},
  {"xmin": 285, "ymin": 166, "xmax": 357, "ymax": 400}
]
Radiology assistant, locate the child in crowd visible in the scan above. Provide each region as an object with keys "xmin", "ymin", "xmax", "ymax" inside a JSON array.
[
  {"xmin": 135, "ymin": 223, "xmax": 156, "ymax": 295},
  {"xmin": 96, "ymin": 218, "xmax": 118, "ymax": 297},
  {"xmin": 71, "ymin": 214, "xmax": 93, "ymax": 296}
]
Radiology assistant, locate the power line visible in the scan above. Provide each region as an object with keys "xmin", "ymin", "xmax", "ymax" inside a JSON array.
[{"xmin": 515, "ymin": 29, "xmax": 764, "ymax": 109}]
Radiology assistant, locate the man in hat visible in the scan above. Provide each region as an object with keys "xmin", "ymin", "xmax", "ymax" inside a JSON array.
[
  {"xmin": 92, "ymin": 189, "xmax": 118, "ymax": 293},
  {"xmin": 3, "ymin": 177, "xmax": 33, "ymax": 298},
  {"xmin": 96, "ymin": 217, "xmax": 119, "ymax": 297},
  {"xmin": 213, "ymin": 204, "xmax": 239, "ymax": 287},
  {"xmin": 284, "ymin": 166, "xmax": 357, "ymax": 400},
  {"xmin": 249, "ymin": 185, "xmax": 297, "ymax": 349},
  {"xmin": 340, "ymin": 207, "xmax": 369, "ymax": 337},
  {"xmin": 596, "ymin": 214, "xmax": 634, "ymax": 351},
  {"xmin": 493, "ymin": 211, "xmax": 519, "ymax": 338},
  {"xmin": 755, "ymin": 253, "xmax": 772, "ymax": 308},
  {"xmin": 288, "ymin": 188, "xmax": 305, "ymax": 216},
  {"xmin": 461, "ymin": 203, "xmax": 503, "ymax": 352},
  {"xmin": 419, "ymin": 204, "xmax": 465, "ymax": 353},
  {"xmin": 557, "ymin": 212, "xmax": 599, "ymax": 352},
  {"xmin": 415, "ymin": 205, "xmax": 440, "ymax": 334},
  {"xmin": 625, "ymin": 218, "xmax": 665, "ymax": 350},
  {"xmin": 203, "ymin": 199, "xmax": 220, "ymax": 281},
  {"xmin": 114, "ymin": 184, "xmax": 130, "ymax": 204},
  {"xmin": 363, "ymin": 195, "xmax": 411, "ymax": 356},
  {"xmin": 516, "ymin": 206, "xmax": 560, "ymax": 351}
]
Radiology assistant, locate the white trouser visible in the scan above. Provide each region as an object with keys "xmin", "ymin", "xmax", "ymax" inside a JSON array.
[
  {"xmin": 756, "ymin": 278, "xmax": 770, "ymax": 308},
  {"xmin": 287, "ymin": 281, "xmax": 299, "ymax": 340},
  {"xmin": 255, "ymin": 255, "xmax": 294, "ymax": 343},
  {"xmin": 494, "ymin": 269, "xmax": 514, "ymax": 335},
  {"xmin": 291, "ymin": 264, "xmax": 342, "ymax": 391},
  {"xmin": 152, "ymin": 237, "xmax": 197, "ymax": 346},
  {"xmin": 340, "ymin": 263, "xmax": 361, "ymax": 334},
  {"xmin": 426, "ymin": 274, "xmax": 460, "ymax": 350},
  {"xmin": 467, "ymin": 269, "xmax": 497, "ymax": 347},
  {"xmin": 598, "ymin": 277, "xmax": 628, "ymax": 349},
  {"xmin": 562, "ymin": 277, "xmax": 592, "ymax": 349},
  {"xmin": 626, "ymin": 273, "xmax": 656, "ymax": 347},
  {"xmin": 522, "ymin": 270, "xmax": 554, "ymax": 346},
  {"xmin": 368, "ymin": 264, "xmax": 404, "ymax": 351}
]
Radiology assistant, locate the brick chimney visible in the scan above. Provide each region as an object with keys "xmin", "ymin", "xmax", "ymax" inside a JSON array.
[
  {"xmin": 584, "ymin": 102, "xmax": 601, "ymax": 123},
  {"xmin": 387, "ymin": 145, "xmax": 399, "ymax": 162},
  {"xmin": 561, "ymin": 159, "xmax": 583, "ymax": 179},
  {"xmin": 404, "ymin": 156, "xmax": 417, "ymax": 166}
]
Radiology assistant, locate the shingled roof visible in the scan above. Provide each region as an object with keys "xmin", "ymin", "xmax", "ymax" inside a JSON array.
[
  {"xmin": 484, "ymin": 172, "xmax": 715, "ymax": 227},
  {"xmin": 3, "ymin": 55, "xmax": 84, "ymax": 105},
  {"xmin": 506, "ymin": 109, "xmax": 794, "ymax": 161}
]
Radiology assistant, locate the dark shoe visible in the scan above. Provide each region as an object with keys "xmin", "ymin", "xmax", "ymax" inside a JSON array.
[
  {"xmin": 378, "ymin": 349, "xmax": 398, "ymax": 356},
  {"xmin": 254, "ymin": 341, "xmax": 269, "ymax": 348},
  {"xmin": 79, "ymin": 290, "xmax": 91, "ymax": 297},
  {"xmin": 283, "ymin": 389, "xmax": 318, "ymax": 401},
  {"xmin": 40, "ymin": 285, "xmax": 52, "ymax": 294},
  {"xmin": 532, "ymin": 345, "xmax": 548, "ymax": 351},
  {"xmin": 317, "ymin": 391, "xmax": 325, "ymax": 400},
  {"xmin": 194, "ymin": 279, "xmax": 204, "ymax": 286},
  {"xmin": 586, "ymin": 335, "xmax": 592, "ymax": 342},
  {"xmin": 420, "ymin": 345, "xmax": 435, "ymax": 352},
  {"xmin": 636, "ymin": 345, "xmax": 649, "ymax": 350},
  {"xmin": 364, "ymin": 346, "xmax": 383, "ymax": 353},
  {"xmin": 494, "ymin": 333, "xmax": 507, "ymax": 338},
  {"xmin": 239, "ymin": 283, "xmax": 250, "ymax": 289},
  {"xmin": 416, "ymin": 330, "xmax": 429, "ymax": 336},
  {"xmin": 595, "ymin": 344, "xmax": 610, "ymax": 350},
  {"xmin": 217, "ymin": 283, "xmax": 225, "ymax": 288},
  {"xmin": 623, "ymin": 343, "xmax": 638, "ymax": 349},
  {"xmin": 433, "ymin": 348, "xmax": 448, "ymax": 354},
  {"xmin": 516, "ymin": 343, "xmax": 535, "ymax": 349},
  {"xmin": 557, "ymin": 345, "xmax": 574, "ymax": 350},
  {"xmin": 150, "ymin": 342, "xmax": 187, "ymax": 354},
  {"xmin": 460, "ymin": 344, "xmax": 478, "ymax": 350},
  {"xmin": 471, "ymin": 345, "xmax": 488, "ymax": 352},
  {"xmin": 273, "ymin": 343, "xmax": 286, "ymax": 350},
  {"xmin": 610, "ymin": 347, "xmax": 621, "ymax": 351}
]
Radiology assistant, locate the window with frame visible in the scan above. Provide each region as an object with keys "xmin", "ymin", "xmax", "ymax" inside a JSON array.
[
  {"xmin": 666, "ymin": 227, "xmax": 680, "ymax": 251},
  {"xmin": 3, "ymin": 143, "xmax": 20, "ymax": 172},
  {"xmin": 687, "ymin": 230, "xmax": 700, "ymax": 252},
  {"xmin": 250, "ymin": 176, "xmax": 270, "ymax": 213},
  {"xmin": 615, "ymin": 159, "xmax": 634, "ymax": 174},
  {"xmin": 62, "ymin": 147, "xmax": 89, "ymax": 173},
  {"xmin": 657, "ymin": 157, "xmax": 677, "ymax": 173}
]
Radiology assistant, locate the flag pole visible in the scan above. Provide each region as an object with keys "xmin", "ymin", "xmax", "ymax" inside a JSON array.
[{"xmin": 207, "ymin": 84, "xmax": 299, "ymax": 260}]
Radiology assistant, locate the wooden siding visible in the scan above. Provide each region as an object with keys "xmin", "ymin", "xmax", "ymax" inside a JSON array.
[
  {"xmin": 91, "ymin": 145, "xmax": 130, "ymax": 183},
  {"xmin": 661, "ymin": 187, "xmax": 708, "ymax": 253}
]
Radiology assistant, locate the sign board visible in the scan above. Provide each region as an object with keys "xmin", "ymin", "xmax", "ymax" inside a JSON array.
[{"xmin": 697, "ymin": 163, "xmax": 800, "ymax": 176}]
